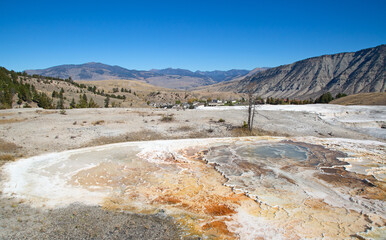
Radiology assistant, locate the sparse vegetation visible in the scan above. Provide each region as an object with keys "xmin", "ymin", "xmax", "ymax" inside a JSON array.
[
  {"xmin": 0, "ymin": 138, "xmax": 22, "ymax": 161},
  {"xmin": 187, "ymin": 131, "xmax": 213, "ymax": 139},
  {"xmin": 76, "ymin": 94, "xmax": 89, "ymax": 108},
  {"xmin": 315, "ymin": 92, "xmax": 334, "ymax": 104},
  {"xmin": 0, "ymin": 66, "xmax": 129, "ymax": 109},
  {"xmin": 335, "ymin": 92, "xmax": 347, "ymax": 99},
  {"xmin": 104, "ymin": 96, "xmax": 110, "ymax": 108},
  {"xmin": 0, "ymin": 67, "xmax": 56, "ymax": 109},
  {"xmin": 160, "ymin": 114, "xmax": 174, "ymax": 122},
  {"xmin": 88, "ymin": 98, "xmax": 99, "ymax": 108},
  {"xmin": 0, "ymin": 118, "xmax": 27, "ymax": 124},
  {"xmin": 265, "ymin": 97, "xmax": 314, "ymax": 105},
  {"xmin": 70, "ymin": 98, "xmax": 76, "ymax": 108},
  {"xmin": 23, "ymin": 103, "xmax": 32, "ymax": 108},
  {"xmin": 92, "ymin": 120, "xmax": 105, "ymax": 125},
  {"xmin": 176, "ymin": 126, "xmax": 193, "ymax": 131},
  {"xmin": 0, "ymin": 139, "xmax": 20, "ymax": 152},
  {"xmin": 230, "ymin": 126, "xmax": 286, "ymax": 137},
  {"xmin": 0, "ymin": 154, "xmax": 15, "ymax": 161},
  {"xmin": 84, "ymin": 130, "xmax": 165, "ymax": 147}
]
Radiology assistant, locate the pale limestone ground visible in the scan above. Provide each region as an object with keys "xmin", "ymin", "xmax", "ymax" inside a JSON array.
[
  {"xmin": 0, "ymin": 105, "xmax": 384, "ymax": 158},
  {"xmin": 2, "ymin": 137, "xmax": 385, "ymax": 239}
]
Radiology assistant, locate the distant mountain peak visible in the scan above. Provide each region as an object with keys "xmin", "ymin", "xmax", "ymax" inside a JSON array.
[{"xmin": 25, "ymin": 63, "xmax": 252, "ymax": 90}]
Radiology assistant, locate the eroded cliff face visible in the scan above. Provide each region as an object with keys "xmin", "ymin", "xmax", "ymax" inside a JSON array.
[
  {"xmin": 216, "ymin": 45, "xmax": 385, "ymax": 99},
  {"xmin": 2, "ymin": 137, "xmax": 385, "ymax": 239}
]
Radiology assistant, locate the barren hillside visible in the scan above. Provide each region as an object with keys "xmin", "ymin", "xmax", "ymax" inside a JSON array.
[{"xmin": 204, "ymin": 45, "xmax": 385, "ymax": 99}]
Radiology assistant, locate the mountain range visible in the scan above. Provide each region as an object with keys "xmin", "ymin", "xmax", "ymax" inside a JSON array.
[
  {"xmin": 206, "ymin": 44, "xmax": 385, "ymax": 99},
  {"xmin": 26, "ymin": 64, "xmax": 253, "ymax": 90},
  {"xmin": 26, "ymin": 44, "xmax": 385, "ymax": 98}
]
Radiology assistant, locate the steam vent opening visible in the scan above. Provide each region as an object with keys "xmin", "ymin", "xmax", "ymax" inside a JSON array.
[{"xmin": 2, "ymin": 137, "xmax": 386, "ymax": 239}]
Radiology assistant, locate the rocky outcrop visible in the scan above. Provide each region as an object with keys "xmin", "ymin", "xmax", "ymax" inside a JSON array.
[{"xmin": 215, "ymin": 45, "xmax": 385, "ymax": 99}]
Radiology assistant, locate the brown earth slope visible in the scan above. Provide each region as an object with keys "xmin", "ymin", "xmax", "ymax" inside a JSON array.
[
  {"xmin": 79, "ymin": 79, "xmax": 247, "ymax": 106},
  {"xmin": 330, "ymin": 92, "xmax": 386, "ymax": 105}
]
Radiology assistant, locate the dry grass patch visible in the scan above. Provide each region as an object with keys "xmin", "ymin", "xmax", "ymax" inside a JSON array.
[
  {"xmin": 0, "ymin": 139, "xmax": 22, "ymax": 161},
  {"xmin": 129, "ymin": 110, "xmax": 163, "ymax": 116},
  {"xmin": 0, "ymin": 139, "xmax": 20, "ymax": 153},
  {"xmin": 188, "ymin": 131, "xmax": 213, "ymax": 139},
  {"xmin": 176, "ymin": 125, "xmax": 193, "ymax": 132},
  {"xmin": 0, "ymin": 118, "xmax": 27, "ymax": 124},
  {"xmin": 84, "ymin": 130, "xmax": 165, "ymax": 147},
  {"xmin": 84, "ymin": 128, "xmax": 220, "ymax": 147},
  {"xmin": 92, "ymin": 120, "xmax": 105, "ymax": 125},
  {"xmin": 0, "ymin": 154, "xmax": 15, "ymax": 161},
  {"xmin": 35, "ymin": 110, "xmax": 57, "ymax": 115},
  {"xmin": 330, "ymin": 92, "xmax": 386, "ymax": 105},
  {"xmin": 0, "ymin": 112, "xmax": 16, "ymax": 117},
  {"xmin": 160, "ymin": 114, "xmax": 174, "ymax": 122},
  {"xmin": 230, "ymin": 127, "xmax": 288, "ymax": 137}
]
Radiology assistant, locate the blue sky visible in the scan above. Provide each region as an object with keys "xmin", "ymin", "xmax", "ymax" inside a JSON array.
[{"xmin": 0, "ymin": 0, "xmax": 385, "ymax": 71}]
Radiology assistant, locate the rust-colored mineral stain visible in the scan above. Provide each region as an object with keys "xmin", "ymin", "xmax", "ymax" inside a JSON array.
[
  {"xmin": 154, "ymin": 195, "xmax": 182, "ymax": 205},
  {"xmin": 74, "ymin": 146, "xmax": 253, "ymax": 239},
  {"xmin": 318, "ymin": 167, "xmax": 386, "ymax": 200},
  {"xmin": 59, "ymin": 138, "xmax": 385, "ymax": 240},
  {"xmin": 303, "ymin": 198, "xmax": 328, "ymax": 210},
  {"xmin": 202, "ymin": 220, "xmax": 235, "ymax": 237},
  {"xmin": 205, "ymin": 204, "xmax": 236, "ymax": 216}
]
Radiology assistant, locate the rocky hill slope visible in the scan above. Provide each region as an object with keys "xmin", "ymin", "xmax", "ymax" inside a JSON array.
[{"xmin": 208, "ymin": 45, "xmax": 385, "ymax": 99}]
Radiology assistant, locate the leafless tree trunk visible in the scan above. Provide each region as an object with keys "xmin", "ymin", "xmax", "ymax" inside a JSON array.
[
  {"xmin": 247, "ymin": 92, "xmax": 255, "ymax": 132},
  {"xmin": 249, "ymin": 103, "xmax": 255, "ymax": 132},
  {"xmin": 245, "ymin": 81, "xmax": 257, "ymax": 132}
]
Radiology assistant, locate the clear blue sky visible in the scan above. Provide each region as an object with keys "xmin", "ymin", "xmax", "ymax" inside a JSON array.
[{"xmin": 0, "ymin": 0, "xmax": 385, "ymax": 72}]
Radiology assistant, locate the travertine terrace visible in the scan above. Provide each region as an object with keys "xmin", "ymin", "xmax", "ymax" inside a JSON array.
[{"xmin": 1, "ymin": 105, "xmax": 385, "ymax": 239}]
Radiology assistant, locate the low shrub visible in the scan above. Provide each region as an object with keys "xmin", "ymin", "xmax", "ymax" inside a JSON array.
[
  {"xmin": 160, "ymin": 114, "xmax": 174, "ymax": 122},
  {"xmin": 0, "ymin": 154, "xmax": 15, "ymax": 161}
]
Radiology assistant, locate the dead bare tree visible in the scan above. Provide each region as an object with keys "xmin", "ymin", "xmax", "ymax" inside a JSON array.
[
  {"xmin": 247, "ymin": 92, "xmax": 256, "ymax": 131},
  {"xmin": 246, "ymin": 82, "xmax": 257, "ymax": 132}
]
